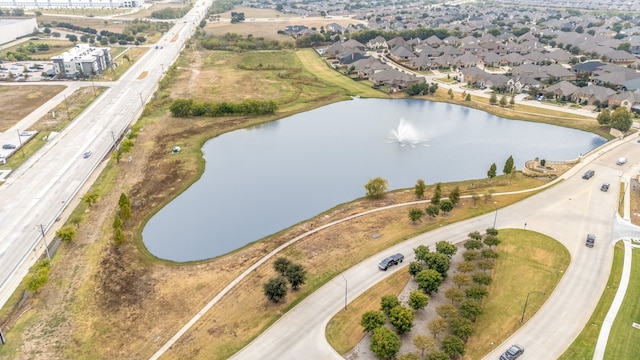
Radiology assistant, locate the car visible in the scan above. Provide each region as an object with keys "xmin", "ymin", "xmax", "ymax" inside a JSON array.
[
  {"xmin": 601, "ymin": 183, "xmax": 610, "ymax": 192},
  {"xmin": 582, "ymin": 170, "xmax": 594, "ymax": 179},
  {"xmin": 2, "ymin": 144, "xmax": 16, "ymax": 149},
  {"xmin": 616, "ymin": 157, "xmax": 627, "ymax": 165},
  {"xmin": 586, "ymin": 234, "xmax": 596, "ymax": 248},
  {"xmin": 378, "ymin": 253, "xmax": 404, "ymax": 271},
  {"xmin": 499, "ymin": 344, "xmax": 525, "ymax": 360},
  {"xmin": 19, "ymin": 131, "xmax": 31, "ymax": 136},
  {"xmin": 82, "ymin": 151, "xmax": 92, "ymax": 159}
]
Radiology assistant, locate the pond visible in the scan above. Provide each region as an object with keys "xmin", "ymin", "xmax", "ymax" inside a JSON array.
[{"xmin": 142, "ymin": 98, "xmax": 606, "ymax": 262}]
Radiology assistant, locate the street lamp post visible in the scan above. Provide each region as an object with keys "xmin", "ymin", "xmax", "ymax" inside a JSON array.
[
  {"xmin": 520, "ymin": 291, "xmax": 545, "ymax": 323},
  {"xmin": 37, "ymin": 224, "xmax": 51, "ymax": 262},
  {"xmin": 139, "ymin": 93, "xmax": 144, "ymax": 109},
  {"xmin": 340, "ymin": 274, "xmax": 347, "ymax": 311},
  {"xmin": 492, "ymin": 201, "xmax": 498, "ymax": 229}
]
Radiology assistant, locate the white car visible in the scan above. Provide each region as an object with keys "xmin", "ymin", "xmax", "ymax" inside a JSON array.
[{"xmin": 616, "ymin": 157, "xmax": 627, "ymax": 165}]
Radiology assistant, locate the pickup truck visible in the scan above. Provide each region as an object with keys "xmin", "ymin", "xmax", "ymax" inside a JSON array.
[{"xmin": 378, "ymin": 253, "xmax": 404, "ymax": 271}]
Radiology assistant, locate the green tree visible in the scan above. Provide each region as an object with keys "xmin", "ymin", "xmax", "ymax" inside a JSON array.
[
  {"xmin": 468, "ymin": 231, "xmax": 482, "ymax": 241},
  {"xmin": 119, "ymin": 203, "xmax": 131, "ymax": 221},
  {"xmin": 447, "ymin": 88, "xmax": 454, "ymax": 99},
  {"xmin": 499, "ymin": 95, "xmax": 507, "ymax": 106},
  {"xmin": 431, "ymin": 182, "xmax": 442, "ymax": 205},
  {"xmin": 24, "ymin": 260, "xmax": 50, "ymax": 293},
  {"xmin": 481, "ymin": 248, "xmax": 498, "ymax": 259},
  {"xmin": 263, "ymin": 276, "xmax": 288, "ymax": 303},
  {"xmin": 408, "ymin": 289, "xmax": 429, "ymax": 310},
  {"xmin": 439, "ymin": 199, "xmax": 454, "ymax": 214},
  {"xmin": 408, "ymin": 261, "xmax": 423, "ymax": 276},
  {"xmin": 426, "ymin": 204, "xmax": 440, "ymax": 219},
  {"xmin": 452, "ymin": 273, "xmax": 472, "ymax": 288},
  {"xmin": 472, "ymin": 272, "xmax": 493, "ymax": 286},
  {"xmin": 284, "ymin": 263, "xmax": 307, "ymax": 290},
  {"xmin": 484, "ymin": 235, "xmax": 501, "ymax": 248},
  {"xmin": 445, "ymin": 287, "xmax": 465, "ymax": 305},
  {"xmin": 477, "ymin": 258, "xmax": 495, "ymax": 273},
  {"xmin": 487, "ymin": 163, "xmax": 497, "ymax": 179},
  {"xmin": 464, "ymin": 239, "xmax": 483, "ymax": 250},
  {"xmin": 457, "ymin": 261, "xmax": 475, "ymax": 273},
  {"xmin": 436, "ymin": 303, "xmax": 458, "ymax": 319},
  {"xmin": 510, "ymin": 95, "xmax": 515, "ymax": 106},
  {"xmin": 486, "ymin": 227, "xmax": 499, "ymax": 236},
  {"xmin": 370, "ymin": 327, "xmax": 401, "ymax": 359},
  {"xmin": 436, "ymin": 241, "xmax": 457, "ymax": 258},
  {"xmin": 465, "ymin": 284, "xmax": 488, "ymax": 301},
  {"xmin": 503, "ymin": 155, "xmax": 514, "ymax": 175},
  {"xmin": 415, "ymin": 269, "xmax": 443, "ymax": 294},
  {"xmin": 463, "ymin": 249, "xmax": 479, "ymax": 261},
  {"xmin": 365, "ymin": 177, "xmax": 389, "ymax": 199},
  {"xmin": 414, "ymin": 245, "xmax": 430, "ymax": 264},
  {"xmin": 398, "ymin": 353, "xmax": 420, "ymax": 360},
  {"xmin": 449, "ymin": 186, "xmax": 460, "ymax": 206},
  {"xmin": 426, "ymin": 351, "xmax": 451, "ymax": 360},
  {"xmin": 409, "ymin": 208, "xmax": 425, "ymax": 224},
  {"xmin": 489, "ymin": 92, "xmax": 498, "ymax": 105},
  {"xmin": 113, "ymin": 214, "xmax": 123, "ymax": 230},
  {"xmin": 465, "ymin": 93, "xmax": 471, "ymax": 101},
  {"xmin": 425, "ymin": 252, "xmax": 451, "ymax": 276},
  {"xmin": 118, "ymin": 192, "xmax": 130, "ymax": 208},
  {"xmin": 415, "ymin": 179, "xmax": 427, "ymax": 198},
  {"xmin": 389, "ymin": 305, "xmax": 415, "ymax": 334},
  {"xmin": 273, "ymin": 257, "xmax": 292, "ymax": 275},
  {"xmin": 360, "ymin": 310, "xmax": 386, "ymax": 332},
  {"xmin": 597, "ymin": 108, "xmax": 611, "ymax": 125},
  {"xmin": 441, "ymin": 335, "xmax": 466, "ymax": 358},
  {"xmin": 459, "ymin": 299, "xmax": 484, "ymax": 321},
  {"xmin": 450, "ymin": 317, "xmax": 475, "ymax": 341},
  {"xmin": 413, "ymin": 334, "xmax": 437, "ymax": 358},
  {"xmin": 82, "ymin": 191, "xmax": 99, "ymax": 206},
  {"xmin": 428, "ymin": 317, "xmax": 448, "ymax": 339},
  {"xmin": 610, "ymin": 106, "xmax": 633, "ymax": 132},
  {"xmin": 56, "ymin": 225, "xmax": 76, "ymax": 242},
  {"xmin": 381, "ymin": 295, "xmax": 401, "ymax": 317}
]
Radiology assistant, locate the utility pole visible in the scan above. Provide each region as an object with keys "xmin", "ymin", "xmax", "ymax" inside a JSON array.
[
  {"xmin": 38, "ymin": 224, "xmax": 51, "ymax": 261},
  {"xmin": 139, "ymin": 93, "xmax": 144, "ymax": 109},
  {"xmin": 63, "ymin": 94, "xmax": 70, "ymax": 120},
  {"xmin": 520, "ymin": 291, "xmax": 545, "ymax": 323},
  {"xmin": 340, "ymin": 274, "xmax": 347, "ymax": 311},
  {"xmin": 16, "ymin": 129, "xmax": 25, "ymax": 157}
]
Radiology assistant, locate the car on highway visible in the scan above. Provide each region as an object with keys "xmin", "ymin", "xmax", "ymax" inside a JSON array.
[
  {"xmin": 2, "ymin": 144, "xmax": 16, "ymax": 149},
  {"xmin": 601, "ymin": 183, "xmax": 610, "ymax": 192},
  {"xmin": 616, "ymin": 157, "xmax": 627, "ymax": 165},
  {"xmin": 582, "ymin": 170, "xmax": 594, "ymax": 179},
  {"xmin": 499, "ymin": 344, "xmax": 525, "ymax": 360},
  {"xmin": 378, "ymin": 253, "xmax": 404, "ymax": 271},
  {"xmin": 82, "ymin": 151, "xmax": 92, "ymax": 159},
  {"xmin": 586, "ymin": 234, "xmax": 596, "ymax": 248}
]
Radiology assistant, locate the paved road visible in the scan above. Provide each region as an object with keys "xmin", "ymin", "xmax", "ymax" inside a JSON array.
[
  {"xmin": 231, "ymin": 137, "xmax": 640, "ymax": 359},
  {"xmin": 0, "ymin": 0, "xmax": 212, "ymax": 309}
]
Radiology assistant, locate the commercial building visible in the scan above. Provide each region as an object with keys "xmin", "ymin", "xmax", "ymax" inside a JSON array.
[
  {"xmin": 51, "ymin": 43, "xmax": 112, "ymax": 79},
  {"xmin": 0, "ymin": 0, "xmax": 138, "ymax": 7},
  {"xmin": 0, "ymin": 17, "xmax": 38, "ymax": 45}
]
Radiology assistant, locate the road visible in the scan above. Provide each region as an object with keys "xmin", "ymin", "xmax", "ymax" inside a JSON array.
[
  {"xmin": 231, "ymin": 137, "xmax": 640, "ymax": 359},
  {"xmin": 0, "ymin": 1, "xmax": 212, "ymax": 309}
]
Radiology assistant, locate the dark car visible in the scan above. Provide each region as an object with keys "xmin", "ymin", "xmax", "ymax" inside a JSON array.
[
  {"xmin": 2, "ymin": 144, "xmax": 16, "ymax": 149},
  {"xmin": 378, "ymin": 253, "xmax": 404, "ymax": 271},
  {"xmin": 82, "ymin": 150, "xmax": 92, "ymax": 159},
  {"xmin": 500, "ymin": 344, "xmax": 525, "ymax": 360},
  {"xmin": 586, "ymin": 234, "xmax": 596, "ymax": 248},
  {"xmin": 601, "ymin": 183, "xmax": 610, "ymax": 192},
  {"xmin": 582, "ymin": 170, "xmax": 594, "ymax": 179}
]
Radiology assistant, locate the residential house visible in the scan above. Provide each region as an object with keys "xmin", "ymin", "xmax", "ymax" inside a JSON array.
[
  {"xmin": 388, "ymin": 44, "xmax": 416, "ymax": 62},
  {"xmin": 369, "ymin": 68, "xmax": 422, "ymax": 91},
  {"xmin": 607, "ymin": 91, "xmax": 640, "ymax": 111},
  {"xmin": 542, "ymin": 81, "xmax": 580, "ymax": 99},
  {"xmin": 366, "ymin": 36, "xmax": 388, "ymax": 49},
  {"xmin": 571, "ymin": 84, "xmax": 616, "ymax": 104}
]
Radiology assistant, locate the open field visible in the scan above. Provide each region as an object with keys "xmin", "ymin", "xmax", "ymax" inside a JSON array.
[
  {"xmin": 33, "ymin": 8, "xmax": 128, "ymax": 16},
  {"xmin": 0, "ymin": 40, "xmax": 609, "ymax": 360},
  {"xmin": 37, "ymin": 15, "xmax": 130, "ymax": 34},
  {"xmin": 118, "ymin": 3, "xmax": 188, "ymax": 19},
  {"xmin": 0, "ymin": 39, "xmax": 72, "ymax": 61},
  {"xmin": 0, "ymin": 85, "xmax": 66, "ymax": 132}
]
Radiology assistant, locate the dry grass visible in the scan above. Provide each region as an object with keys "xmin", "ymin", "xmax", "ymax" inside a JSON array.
[
  {"xmin": 38, "ymin": 15, "xmax": 130, "ymax": 34},
  {"xmin": 118, "ymin": 3, "xmax": 187, "ymax": 19},
  {"xmin": 0, "ymin": 39, "xmax": 73, "ymax": 60},
  {"xmin": 0, "ymin": 85, "xmax": 66, "ymax": 132}
]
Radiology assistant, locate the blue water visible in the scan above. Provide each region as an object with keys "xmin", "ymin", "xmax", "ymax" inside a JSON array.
[{"xmin": 142, "ymin": 98, "xmax": 606, "ymax": 261}]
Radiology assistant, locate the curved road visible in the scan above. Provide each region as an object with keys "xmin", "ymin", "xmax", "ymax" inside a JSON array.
[{"xmin": 230, "ymin": 137, "xmax": 640, "ymax": 359}]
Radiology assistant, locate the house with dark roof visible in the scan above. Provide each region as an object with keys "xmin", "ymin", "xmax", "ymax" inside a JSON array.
[{"xmin": 572, "ymin": 61, "xmax": 606, "ymax": 74}]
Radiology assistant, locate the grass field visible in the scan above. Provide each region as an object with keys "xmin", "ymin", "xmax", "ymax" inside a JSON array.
[
  {"xmin": 118, "ymin": 3, "xmax": 188, "ymax": 19},
  {"xmin": 34, "ymin": 8, "xmax": 128, "ymax": 16},
  {"xmin": 37, "ymin": 15, "xmax": 129, "ymax": 34},
  {"xmin": 0, "ymin": 85, "xmax": 66, "ymax": 132},
  {"xmin": 0, "ymin": 39, "xmax": 72, "ymax": 61}
]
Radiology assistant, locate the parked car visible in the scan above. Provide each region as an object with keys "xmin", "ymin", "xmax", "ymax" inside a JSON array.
[
  {"xmin": 586, "ymin": 234, "xmax": 596, "ymax": 248},
  {"xmin": 500, "ymin": 344, "xmax": 525, "ymax": 360},
  {"xmin": 582, "ymin": 170, "xmax": 594, "ymax": 179},
  {"xmin": 378, "ymin": 253, "xmax": 404, "ymax": 271},
  {"xmin": 2, "ymin": 144, "xmax": 16, "ymax": 149},
  {"xmin": 82, "ymin": 151, "xmax": 92, "ymax": 159},
  {"xmin": 616, "ymin": 157, "xmax": 627, "ymax": 165},
  {"xmin": 601, "ymin": 183, "xmax": 610, "ymax": 192}
]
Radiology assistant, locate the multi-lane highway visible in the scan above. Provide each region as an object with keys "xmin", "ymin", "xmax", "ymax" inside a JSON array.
[{"xmin": 0, "ymin": 1, "xmax": 211, "ymax": 309}]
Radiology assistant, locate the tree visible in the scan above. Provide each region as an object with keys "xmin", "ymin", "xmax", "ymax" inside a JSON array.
[
  {"xmin": 113, "ymin": 227, "xmax": 125, "ymax": 245},
  {"xmin": 477, "ymin": 258, "xmax": 495, "ymax": 273},
  {"xmin": 414, "ymin": 245, "xmax": 430, "ymax": 264},
  {"xmin": 452, "ymin": 274, "xmax": 471, "ymax": 290},
  {"xmin": 82, "ymin": 191, "xmax": 99, "ymax": 206},
  {"xmin": 408, "ymin": 261, "xmax": 423, "ymax": 276},
  {"xmin": 468, "ymin": 231, "xmax": 482, "ymax": 241},
  {"xmin": 426, "ymin": 205, "xmax": 440, "ymax": 219},
  {"xmin": 439, "ymin": 200, "xmax": 454, "ymax": 215},
  {"xmin": 263, "ymin": 276, "xmax": 288, "ymax": 303},
  {"xmin": 457, "ymin": 261, "xmax": 475, "ymax": 273},
  {"xmin": 510, "ymin": 95, "xmax": 515, "ymax": 106},
  {"xmin": 413, "ymin": 334, "xmax": 436, "ymax": 358},
  {"xmin": 113, "ymin": 214, "xmax": 123, "ymax": 230},
  {"xmin": 24, "ymin": 260, "xmax": 50, "ymax": 293},
  {"xmin": 465, "ymin": 93, "xmax": 471, "ymax": 101},
  {"xmin": 481, "ymin": 248, "xmax": 498, "ymax": 259},
  {"xmin": 381, "ymin": 295, "xmax": 401, "ymax": 317},
  {"xmin": 463, "ymin": 249, "xmax": 479, "ymax": 261},
  {"xmin": 489, "ymin": 92, "xmax": 498, "ymax": 105},
  {"xmin": 436, "ymin": 303, "xmax": 458, "ymax": 319},
  {"xmin": 484, "ymin": 235, "xmax": 501, "ymax": 248},
  {"xmin": 431, "ymin": 182, "xmax": 442, "ymax": 205},
  {"xmin": 450, "ymin": 317, "xmax": 475, "ymax": 341},
  {"xmin": 119, "ymin": 203, "xmax": 131, "ymax": 221},
  {"xmin": 487, "ymin": 163, "xmax": 497, "ymax": 179},
  {"xmin": 441, "ymin": 335, "xmax": 466, "ymax": 358},
  {"xmin": 398, "ymin": 353, "xmax": 420, "ymax": 360},
  {"xmin": 499, "ymin": 95, "xmax": 507, "ymax": 107},
  {"xmin": 486, "ymin": 227, "xmax": 499, "ymax": 236},
  {"xmin": 459, "ymin": 299, "xmax": 484, "ymax": 321},
  {"xmin": 465, "ymin": 284, "xmax": 488, "ymax": 302},
  {"xmin": 503, "ymin": 155, "xmax": 514, "ymax": 175},
  {"xmin": 426, "ymin": 351, "xmax": 450, "ymax": 360},
  {"xmin": 449, "ymin": 186, "xmax": 460, "ymax": 206},
  {"xmin": 56, "ymin": 226, "xmax": 76, "ymax": 242},
  {"xmin": 409, "ymin": 208, "xmax": 425, "ymax": 224},
  {"xmin": 408, "ymin": 289, "xmax": 429, "ymax": 310},
  {"xmin": 425, "ymin": 252, "xmax": 450, "ymax": 276},
  {"xmin": 273, "ymin": 257, "xmax": 292, "ymax": 275},
  {"xmin": 415, "ymin": 269, "xmax": 443, "ymax": 294},
  {"xmin": 389, "ymin": 305, "xmax": 415, "ymax": 334},
  {"xmin": 436, "ymin": 241, "xmax": 457, "ymax": 258},
  {"xmin": 285, "ymin": 263, "xmax": 307, "ymax": 290},
  {"xmin": 370, "ymin": 327, "xmax": 401, "ymax": 359},
  {"xmin": 365, "ymin": 177, "xmax": 388, "ymax": 199},
  {"xmin": 445, "ymin": 287, "xmax": 465, "ymax": 304},
  {"xmin": 67, "ymin": 34, "xmax": 78, "ymax": 43},
  {"xmin": 464, "ymin": 239, "xmax": 483, "ymax": 250},
  {"xmin": 360, "ymin": 310, "xmax": 386, "ymax": 332},
  {"xmin": 472, "ymin": 272, "xmax": 493, "ymax": 286},
  {"xmin": 428, "ymin": 317, "xmax": 448, "ymax": 339},
  {"xmin": 415, "ymin": 179, "xmax": 427, "ymax": 198},
  {"xmin": 447, "ymin": 88, "xmax": 454, "ymax": 99},
  {"xmin": 610, "ymin": 107, "xmax": 633, "ymax": 132},
  {"xmin": 597, "ymin": 108, "xmax": 611, "ymax": 125}
]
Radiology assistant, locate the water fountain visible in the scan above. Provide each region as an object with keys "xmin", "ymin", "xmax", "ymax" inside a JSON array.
[{"xmin": 388, "ymin": 118, "xmax": 430, "ymax": 147}]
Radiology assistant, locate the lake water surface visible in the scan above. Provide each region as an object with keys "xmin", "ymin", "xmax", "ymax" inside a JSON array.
[{"xmin": 142, "ymin": 98, "xmax": 606, "ymax": 261}]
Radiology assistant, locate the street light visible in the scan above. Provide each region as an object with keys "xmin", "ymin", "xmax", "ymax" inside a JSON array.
[
  {"xmin": 36, "ymin": 224, "xmax": 51, "ymax": 262},
  {"xmin": 139, "ymin": 93, "xmax": 144, "ymax": 108},
  {"xmin": 340, "ymin": 274, "xmax": 347, "ymax": 311},
  {"xmin": 520, "ymin": 291, "xmax": 545, "ymax": 323},
  {"xmin": 492, "ymin": 201, "xmax": 498, "ymax": 229}
]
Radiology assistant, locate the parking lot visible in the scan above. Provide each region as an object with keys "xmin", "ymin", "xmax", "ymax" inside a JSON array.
[{"xmin": 0, "ymin": 61, "xmax": 56, "ymax": 81}]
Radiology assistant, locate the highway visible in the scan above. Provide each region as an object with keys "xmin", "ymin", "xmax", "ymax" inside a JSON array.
[
  {"xmin": 231, "ymin": 138, "xmax": 640, "ymax": 359},
  {"xmin": 0, "ymin": 1, "xmax": 211, "ymax": 310}
]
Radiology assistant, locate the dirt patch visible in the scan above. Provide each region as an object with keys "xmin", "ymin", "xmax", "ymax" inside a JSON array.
[{"xmin": 0, "ymin": 85, "xmax": 66, "ymax": 131}]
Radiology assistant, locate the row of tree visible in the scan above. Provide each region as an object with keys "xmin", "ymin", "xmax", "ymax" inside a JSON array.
[
  {"xmin": 489, "ymin": 93, "xmax": 516, "ymax": 107},
  {"xmin": 112, "ymin": 193, "xmax": 132, "ymax": 245},
  {"xmin": 596, "ymin": 106, "xmax": 633, "ymax": 132},
  {"xmin": 263, "ymin": 257, "xmax": 307, "ymax": 303},
  {"xmin": 169, "ymin": 98, "xmax": 278, "ymax": 118},
  {"xmin": 151, "ymin": 7, "xmax": 190, "ymax": 19},
  {"xmin": 199, "ymin": 32, "xmax": 294, "ymax": 51}
]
